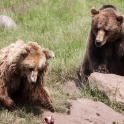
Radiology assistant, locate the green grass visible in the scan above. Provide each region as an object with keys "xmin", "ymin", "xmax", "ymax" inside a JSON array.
[{"xmin": 0, "ymin": 0, "xmax": 124, "ymax": 123}]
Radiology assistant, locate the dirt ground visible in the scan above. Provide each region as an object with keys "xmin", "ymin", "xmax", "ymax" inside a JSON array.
[{"xmin": 43, "ymin": 80, "xmax": 124, "ymax": 124}]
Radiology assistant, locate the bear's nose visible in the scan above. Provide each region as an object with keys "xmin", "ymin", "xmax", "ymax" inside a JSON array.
[{"xmin": 95, "ymin": 40, "xmax": 101, "ymax": 47}]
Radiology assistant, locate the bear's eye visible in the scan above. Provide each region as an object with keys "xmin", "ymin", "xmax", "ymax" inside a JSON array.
[
  {"xmin": 96, "ymin": 28, "xmax": 99, "ymax": 31},
  {"xmin": 38, "ymin": 66, "xmax": 46, "ymax": 73},
  {"xmin": 29, "ymin": 67, "xmax": 34, "ymax": 71},
  {"xmin": 105, "ymin": 30, "xmax": 109, "ymax": 34},
  {"xmin": 38, "ymin": 68, "xmax": 42, "ymax": 72},
  {"xmin": 93, "ymin": 27, "xmax": 99, "ymax": 33}
]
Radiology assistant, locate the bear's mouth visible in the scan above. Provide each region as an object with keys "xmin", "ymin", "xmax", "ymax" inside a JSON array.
[{"xmin": 30, "ymin": 81, "xmax": 37, "ymax": 84}]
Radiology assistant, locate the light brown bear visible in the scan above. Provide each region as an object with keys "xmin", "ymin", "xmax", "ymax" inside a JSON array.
[
  {"xmin": 0, "ymin": 40, "xmax": 55, "ymax": 112},
  {"xmin": 80, "ymin": 5, "xmax": 124, "ymax": 82}
]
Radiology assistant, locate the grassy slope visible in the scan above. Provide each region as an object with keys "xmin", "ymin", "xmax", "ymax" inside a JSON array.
[{"xmin": 0, "ymin": 0, "xmax": 124, "ymax": 123}]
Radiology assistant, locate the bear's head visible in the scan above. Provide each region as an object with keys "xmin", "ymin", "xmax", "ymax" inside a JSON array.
[
  {"xmin": 19, "ymin": 42, "xmax": 54, "ymax": 84},
  {"xmin": 91, "ymin": 5, "xmax": 123, "ymax": 47}
]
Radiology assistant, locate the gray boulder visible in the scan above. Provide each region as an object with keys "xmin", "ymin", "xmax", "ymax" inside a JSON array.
[
  {"xmin": 0, "ymin": 15, "xmax": 17, "ymax": 30},
  {"xmin": 89, "ymin": 72, "xmax": 124, "ymax": 105}
]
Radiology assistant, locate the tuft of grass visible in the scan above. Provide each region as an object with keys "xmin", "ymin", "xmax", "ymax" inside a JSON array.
[{"xmin": 0, "ymin": 108, "xmax": 43, "ymax": 124}]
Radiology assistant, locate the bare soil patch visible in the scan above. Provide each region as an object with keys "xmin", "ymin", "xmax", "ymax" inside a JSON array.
[
  {"xmin": 43, "ymin": 98, "xmax": 124, "ymax": 124},
  {"xmin": 43, "ymin": 79, "xmax": 124, "ymax": 124}
]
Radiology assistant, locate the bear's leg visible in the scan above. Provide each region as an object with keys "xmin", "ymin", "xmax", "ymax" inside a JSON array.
[
  {"xmin": 0, "ymin": 88, "xmax": 16, "ymax": 111},
  {"xmin": 90, "ymin": 58, "xmax": 109, "ymax": 73},
  {"xmin": 40, "ymin": 87, "xmax": 54, "ymax": 112},
  {"xmin": 30, "ymin": 86, "xmax": 54, "ymax": 112},
  {"xmin": 80, "ymin": 56, "xmax": 91, "ymax": 83},
  {"xmin": 89, "ymin": 54, "xmax": 109, "ymax": 74}
]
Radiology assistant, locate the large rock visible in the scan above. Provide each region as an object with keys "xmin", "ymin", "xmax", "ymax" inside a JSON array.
[
  {"xmin": 43, "ymin": 98, "xmax": 124, "ymax": 124},
  {"xmin": 0, "ymin": 15, "xmax": 17, "ymax": 30},
  {"xmin": 88, "ymin": 72, "xmax": 124, "ymax": 105}
]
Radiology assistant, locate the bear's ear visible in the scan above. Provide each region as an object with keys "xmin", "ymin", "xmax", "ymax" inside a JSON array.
[
  {"xmin": 43, "ymin": 49, "xmax": 55, "ymax": 59},
  {"xmin": 116, "ymin": 15, "xmax": 123, "ymax": 25},
  {"xmin": 91, "ymin": 7, "xmax": 99, "ymax": 16},
  {"xmin": 21, "ymin": 45, "xmax": 30, "ymax": 58}
]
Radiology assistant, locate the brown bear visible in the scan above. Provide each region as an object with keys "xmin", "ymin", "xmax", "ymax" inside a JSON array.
[
  {"xmin": 0, "ymin": 40, "xmax": 55, "ymax": 112},
  {"xmin": 80, "ymin": 5, "xmax": 124, "ymax": 82}
]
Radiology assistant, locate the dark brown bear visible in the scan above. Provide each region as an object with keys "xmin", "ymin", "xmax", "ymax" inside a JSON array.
[{"xmin": 80, "ymin": 5, "xmax": 124, "ymax": 82}]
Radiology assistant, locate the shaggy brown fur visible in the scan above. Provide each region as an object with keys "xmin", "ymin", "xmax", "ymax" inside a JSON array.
[
  {"xmin": 80, "ymin": 5, "xmax": 124, "ymax": 82},
  {"xmin": 0, "ymin": 40, "xmax": 54, "ymax": 112}
]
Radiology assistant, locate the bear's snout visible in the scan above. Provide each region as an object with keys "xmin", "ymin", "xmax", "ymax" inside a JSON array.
[
  {"xmin": 28, "ymin": 71, "xmax": 38, "ymax": 84},
  {"xmin": 95, "ymin": 29, "xmax": 106, "ymax": 47},
  {"xmin": 95, "ymin": 40, "xmax": 102, "ymax": 47},
  {"xmin": 30, "ymin": 75, "xmax": 37, "ymax": 84}
]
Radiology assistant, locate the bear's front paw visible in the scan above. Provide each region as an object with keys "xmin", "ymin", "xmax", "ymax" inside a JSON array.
[
  {"xmin": 94, "ymin": 65, "xmax": 109, "ymax": 74},
  {"xmin": 2, "ymin": 99, "xmax": 16, "ymax": 111},
  {"xmin": 41, "ymin": 101, "xmax": 55, "ymax": 113},
  {"xmin": 8, "ymin": 101, "xmax": 16, "ymax": 111}
]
